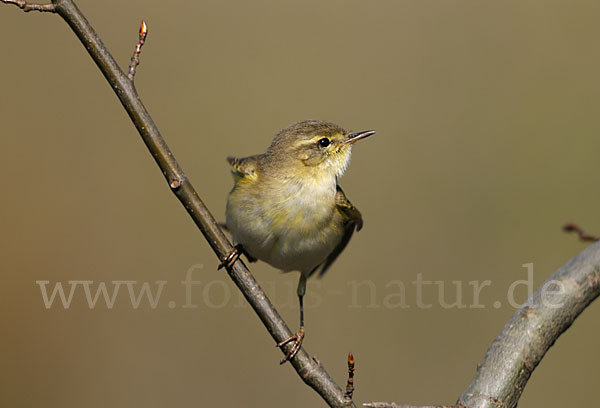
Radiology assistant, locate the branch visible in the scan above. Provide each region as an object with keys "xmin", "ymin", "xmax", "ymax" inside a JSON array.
[
  {"xmin": 457, "ymin": 242, "xmax": 600, "ymax": 408},
  {"xmin": 366, "ymin": 243, "xmax": 600, "ymax": 408},
  {"xmin": 4, "ymin": 1, "xmax": 352, "ymax": 407},
  {"xmin": 1, "ymin": 0, "xmax": 55, "ymax": 12}
]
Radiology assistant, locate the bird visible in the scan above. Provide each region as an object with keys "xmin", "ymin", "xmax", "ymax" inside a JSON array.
[{"xmin": 221, "ymin": 119, "xmax": 375, "ymax": 363}]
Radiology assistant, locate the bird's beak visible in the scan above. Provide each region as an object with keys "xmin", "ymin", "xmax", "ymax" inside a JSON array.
[{"xmin": 344, "ymin": 130, "xmax": 376, "ymax": 145}]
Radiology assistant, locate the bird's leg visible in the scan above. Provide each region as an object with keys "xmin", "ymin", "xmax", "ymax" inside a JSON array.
[
  {"xmin": 217, "ymin": 244, "xmax": 244, "ymax": 270},
  {"xmin": 278, "ymin": 274, "xmax": 306, "ymax": 364}
]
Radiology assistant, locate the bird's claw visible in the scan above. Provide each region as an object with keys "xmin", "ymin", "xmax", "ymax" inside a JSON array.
[
  {"xmin": 218, "ymin": 245, "xmax": 242, "ymax": 270},
  {"xmin": 277, "ymin": 327, "xmax": 305, "ymax": 364}
]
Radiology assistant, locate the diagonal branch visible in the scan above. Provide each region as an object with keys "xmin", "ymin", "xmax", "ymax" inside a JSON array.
[
  {"xmin": 366, "ymin": 243, "xmax": 600, "ymax": 408},
  {"xmin": 457, "ymin": 242, "xmax": 600, "ymax": 408},
  {"xmin": 3, "ymin": 0, "xmax": 352, "ymax": 407}
]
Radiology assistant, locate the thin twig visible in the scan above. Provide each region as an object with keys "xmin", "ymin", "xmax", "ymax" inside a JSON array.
[
  {"xmin": 1, "ymin": 0, "xmax": 55, "ymax": 12},
  {"xmin": 3, "ymin": 1, "xmax": 352, "ymax": 407},
  {"xmin": 343, "ymin": 352, "xmax": 355, "ymax": 405},
  {"xmin": 563, "ymin": 221, "xmax": 600, "ymax": 242},
  {"xmin": 127, "ymin": 19, "xmax": 147, "ymax": 81}
]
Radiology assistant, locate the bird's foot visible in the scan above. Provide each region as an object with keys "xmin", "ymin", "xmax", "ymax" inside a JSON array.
[
  {"xmin": 277, "ymin": 327, "xmax": 305, "ymax": 364},
  {"xmin": 218, "ymin": 244, "xmax": 243, "ymax": 270}
]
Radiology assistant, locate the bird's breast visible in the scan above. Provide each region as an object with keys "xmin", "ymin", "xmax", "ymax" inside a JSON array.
[{"xmin": 226, "ymin": 176, "xmax": 344, "ymax": 273}]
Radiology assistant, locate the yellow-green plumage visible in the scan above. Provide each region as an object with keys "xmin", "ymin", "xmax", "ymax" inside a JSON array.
[
  {"xmin": 224, "ymin": 119, "xmax": 374, "ymax": 363},
  {"xmin": 225, "ymin": 120, "xmax": 367, "ymax": 277}
]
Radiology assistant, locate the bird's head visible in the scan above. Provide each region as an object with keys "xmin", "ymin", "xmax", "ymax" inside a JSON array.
[{"xmin": 264, "ymin": 120, "xmax": 375, "ymax": 179}]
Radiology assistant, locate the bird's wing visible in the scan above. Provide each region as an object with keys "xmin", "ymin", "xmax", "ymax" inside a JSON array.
[
  {"xmin": 226, "ymin": 155, "xmax": 259, "ymax": 180},
  {"xmin": 315, "ymin": 185, "xmax": 363, "ymax": 277}
]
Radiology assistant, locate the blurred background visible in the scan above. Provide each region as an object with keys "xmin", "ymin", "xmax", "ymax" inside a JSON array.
[{"xmin": 1, "ymin": 0, "xmax": 599, "ymax": 407}]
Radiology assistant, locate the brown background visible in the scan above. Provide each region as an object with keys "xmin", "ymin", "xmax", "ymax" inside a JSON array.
[{"xmin": 1, "ymin": 1, "xmax": 599, "ymax": 407}]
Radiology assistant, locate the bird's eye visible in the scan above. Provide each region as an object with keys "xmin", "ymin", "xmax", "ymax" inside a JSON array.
[{"xmin": 318, "ymin": 138, "xmax": 330, "ymax": 148}]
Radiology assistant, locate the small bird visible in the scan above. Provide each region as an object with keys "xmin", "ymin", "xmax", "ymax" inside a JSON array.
[{"xmin": 222, "ymin": 120, "xmax": 375, "ymax": 363}]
